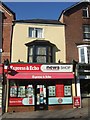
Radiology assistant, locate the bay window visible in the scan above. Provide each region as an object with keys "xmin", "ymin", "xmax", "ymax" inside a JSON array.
[
  {"xmin": 25, "ymin": 40, "xmax": 56, "ymax": 63},
  {"xmin": 28, "ymin": 45, "xmax": 53, "ymax": 63},
  {"xmin": 78, "ymin": 45, "xmax": 90, "ymax": 64}
]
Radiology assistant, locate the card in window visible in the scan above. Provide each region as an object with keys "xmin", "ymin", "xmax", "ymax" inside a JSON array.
[
  {"xmin": 10, "ymin": 86, "xmax": 17, "ymax": 97},
  {"xmin": 64, "ymin": 86, "xmax": 71, "ymax": 96},
  {"xmin": 18, "ymin": 86, "xmax": 25, "ymax": 97},
  {"xmin": 26, "ymin": 85, "xmax": 34, "ymax": 97}
]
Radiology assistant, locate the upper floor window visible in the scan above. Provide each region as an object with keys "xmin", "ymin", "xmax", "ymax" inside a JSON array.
[
  {"xmin": 25, "ymin": 40, "xmax": 56, "ymax": 63},
  {"xmin": 78, "ymin": 45, "xmax": 90, "ymax": 64},
  {"xmin": 80, "ymin": 48, "xmax": 85, "ymax": 63},
  {"xmin": 83, "ymin": 6, "xmax": 89, "ymax": 18},
  {"xmin": 28, "ymin": 46, "xmax": 52, "ymax": 63},
  {"xmin": 83, "ymin": 25, "xmax": 90, "ymax": 40},
  {"xmin": 29, "ymin": 27, "xmax": 43, "ymax": 38}
]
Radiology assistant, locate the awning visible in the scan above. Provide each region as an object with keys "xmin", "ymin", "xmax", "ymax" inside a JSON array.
[{"xmin": 7, "ymin": 72, "xmax": 74, "ymax": 79}]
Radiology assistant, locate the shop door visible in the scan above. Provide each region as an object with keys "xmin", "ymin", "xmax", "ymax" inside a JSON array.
[{"xmin": 35, "ymin": 85, "xmax": 48, "ymax": 110}]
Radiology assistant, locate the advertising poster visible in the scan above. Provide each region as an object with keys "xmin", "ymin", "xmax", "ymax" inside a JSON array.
[
  {"xmin": 73, "ymin": 96, "xmax": 81, "ymax": 107},
  {"xmin": 64, "ymin": 86, "xmax": 71, "ymax": 96},
  {"xmin": 10, "ymin": 86, "xmax": 17, "ymax": 97},
  {"xmin": 18, "ymin": 86, "xmax": 25, "ymax": 97},
  {"xmin": 9, "ymin": 97, "xmax": 35, "ymax": 106},
  {"xmin": 26, "ymin": 85, "xmax": 34, "ymax": 97}
]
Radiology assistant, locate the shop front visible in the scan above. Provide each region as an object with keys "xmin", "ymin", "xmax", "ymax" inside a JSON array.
[{"xmin": 5, "ymin": 63, "xmax": 75, "ymax": 112}]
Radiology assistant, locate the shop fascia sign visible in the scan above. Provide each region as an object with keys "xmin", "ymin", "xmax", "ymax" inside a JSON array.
[{"xmin": 8, "ymin": 64, "xmax": 73, "ymax": 73}]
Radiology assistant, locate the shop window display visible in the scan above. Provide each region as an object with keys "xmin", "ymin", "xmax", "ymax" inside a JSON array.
[
  {"xmin": 9, "ymin": 80, "xmax": 35, "ymax": 106},
  {"xmin": 48, "ymin": 84, "xmax": 72, "ymax": 105}
]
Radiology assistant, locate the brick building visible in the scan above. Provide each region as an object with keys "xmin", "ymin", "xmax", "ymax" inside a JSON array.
[
  {"xmin": 59, "ymin": 1, "xmax": 90, "ymax": 64},
  {"xmin": 59, "ymin": 1, "xmax": 90, "ymax": 100},
  {"xmin": 0, "ymin": 2, "xmax": 15, "ymax": 113},
  {"xmin": 0, "ymin": 2, "xmax": 15, "ymax": 63}
]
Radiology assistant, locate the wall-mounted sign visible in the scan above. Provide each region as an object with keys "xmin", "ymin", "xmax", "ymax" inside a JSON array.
[
  {"xmin": 41, "ymin": 65, "xmax": 73, "ymax": 72},
  {"xmin": 8, "ymin": 64, "xmax": 73, "ymax": 73},
  {"xmin": 9, "ymin": 97, "xmax": 35, "ymax": 106},
  {"xmin": 56, "ymin": 84, "xmax": 64, "ymax": 97},
  {"xmin": 48, "ymin": 97, "xmax": 72, "ymax": 105},
  {"xmin": 73, "ymin": 96, "xmax": 81, "ymax": 107},
  {"xmin": 7, "ymin": 72, "xmax": 74, "ymax": 79}
]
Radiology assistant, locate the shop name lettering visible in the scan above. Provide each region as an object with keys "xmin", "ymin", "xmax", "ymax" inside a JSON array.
[
  {"xmin": 10, "ymin": 100, "xmax": 21, "ymax": 103},
  {"xmin": 46, "ymin": 66, "xmax": 71, "ymax": 70},
  {"xmin": 10, "ymin": 66, "xmax": 39, "ymax": 71},
  {"xmin": 32, "ymin": 75, "xmax": 51, "ymax": 79}
]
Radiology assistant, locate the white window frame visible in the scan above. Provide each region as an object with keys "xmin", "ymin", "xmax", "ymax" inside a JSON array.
[
  {"xmin": 83, "ymin": 6, "xmax": 89, "ymax": 18},
  {"xmin": 77, "ymin": 45, "xmax": 90, "ymax": 64},
  {"xmin": 29, "ymin": 27, "xmax": 44, "ymax": 38},
  {"xmin": 83, "ymin": 25, "xmax": 90, "ymax": 41}
]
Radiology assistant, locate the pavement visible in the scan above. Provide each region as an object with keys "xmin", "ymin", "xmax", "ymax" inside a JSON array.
[
  {"xmin": 1, "ymin": 106, "xmax": 90, "ymax": 120},
  {"xmin": 1, "ymin": 98, "xmax": 90, "ymax": 120}
]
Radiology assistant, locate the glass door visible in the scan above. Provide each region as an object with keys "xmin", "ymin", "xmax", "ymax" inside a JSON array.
[{"xmin": 35, "ymin": 84, "xmax": 48, "ymax": 110}]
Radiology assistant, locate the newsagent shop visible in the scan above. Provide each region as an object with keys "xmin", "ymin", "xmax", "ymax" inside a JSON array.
[{"xmin": 4, "ymin": 63, "xmax": 76, "ymax": 112}]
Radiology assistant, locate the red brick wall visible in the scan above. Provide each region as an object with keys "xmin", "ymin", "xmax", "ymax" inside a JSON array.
[
  {"xmin": 1, "ymin": 5, "xmax": 15, "ymax": 63},
  {"xmin": 63, "ymin": 3, "xmax": 90, "ymax": 63}
]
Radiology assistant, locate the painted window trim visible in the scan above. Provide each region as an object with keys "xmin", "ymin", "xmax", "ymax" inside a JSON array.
[
  {"xmin": 83, "ymin": 6, "xmax": 89, "ymax": 18},
  {"xmin": 28, "ymin": 27, "xmax": 44, "ymax": 38},
  {"xmin": 77, "ymin": 45, "xmax": 90, "ymax": 63}
]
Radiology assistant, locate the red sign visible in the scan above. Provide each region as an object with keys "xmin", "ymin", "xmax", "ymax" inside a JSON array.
[
  {"xmin": 9, "ymin": 97, "xmax": 34, "ymax": 106},
  {"xmin": 56, "ymin": 84, "xmax": 64, "ymax": 97},
  {"xmin": 7, "ymin": 64, "xmax": 73, "ymax": 73},
  {"xmin": 73, "ymin": 96, "xmax": 81, "ymax": 107},
  {"xmin": 0, "ymin": 64, "xmax": 3, "ymax": 74},
  {"xmin": 6, "ymin": 63, "xmax": 74, "ymax": 79},
  {"xmin": 7, "ymin": 72, "xmax": 74, "ymax": 79},
  {"xmin": 9, "ymin": 98, "xmax": 23, "ymax": 106}
]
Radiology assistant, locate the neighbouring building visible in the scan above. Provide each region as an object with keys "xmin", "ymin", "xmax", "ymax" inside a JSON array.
[
  {"xmin": 59, "ymin": 1, "xmax": 90, "ymax": 101},
  {"xmin": 0, "ymin": 2, "xmax": 15, "ymax": 113},
  {"xmin": 0, "ymin": 2, "xmax": 15, "ymax": 62}
]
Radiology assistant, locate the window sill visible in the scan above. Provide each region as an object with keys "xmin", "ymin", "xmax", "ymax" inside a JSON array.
[
  {"xmin": 83, "ymin": 17, "xmax": 90, "ymax": 19},
  {"xmin": 83, "ymin": 39, "xmax": 90, "ymax": 41},
  {"xmin": 28, "ymin": 37, "xmax": 45, "ymax": 39}
]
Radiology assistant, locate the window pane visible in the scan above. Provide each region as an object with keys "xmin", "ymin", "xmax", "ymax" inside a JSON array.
[
  {"xmin": 80, "ymin": 48, "xmax": 85, "ymax": 63},
  {"xmin": 29, "ymin": 47, "xmax": 33, "ymax": 55},
  {"xmin": 83, "ymin": 7, "xmax": 88, "ymax": 17},
  {"xmin": 64, "ymin": 86, "xmax": 71, "ymax": 96},
  {"xmin": 29, "ymin": 28, "xmax": 34, "ymax": 37},
  {"xmin": 83, "ymin": 25, "xmax": 90, "ymax": 39},
  {"xmin": 48, "ymin": 86, "xmax": 56, "ymax": 96},
  {"xmin": 36, "ymin": 47, "xmax": 46, "ymax": 55},
  {"xmin": 87, "ymin": 48, "xmax": 90, "ymax": 63},
  {"xmin": 48, "ymin": 47, "xmax": 52, "ymax": 56},
  {"xmin": 36, "ymin": 28, "xmax": 43, "ymax": 38},
  {"xmin": 84, "ymin": 25, "xmax": 90, "ymax": 32},
  {"xmin": 18, "ymin": 86, "xmax": 26, "ymax": 97},
  {"xmin": 84, "ymin": 33, "xmax": 90, "ymax": 39},
  {"xmin": 29, "ymin": 56, "xmax": 33, "ymax": 63},
  {"xmin": 10, "ymin": 80, "xmax": 17, "ymax": 97},
  {"xmin": 36, "ymin": 56, "xmax": 46, "ymax": 63}
]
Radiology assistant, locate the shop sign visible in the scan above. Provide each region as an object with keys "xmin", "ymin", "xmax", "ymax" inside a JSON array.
[
  {"xmin": 41, "ymin": 65, "xmax": 73, "ymax": 72},
  {"xmin": 73, "ymin": 96, "xmax": 81, "ymax": 107},
  {"xmin": 7, "ymin": 72, "xmax": 74, "ymax": 79},
  {"xmin": 8, "ymin": 64, "xmax": 73, "ymax": 73},
  {"xmin": 9, "ymin": 97, "xmax": 35, "ymax": 106},
  {"xmin": 48, "ymin": 97, "xmax": 72, "ymax": 105}
]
